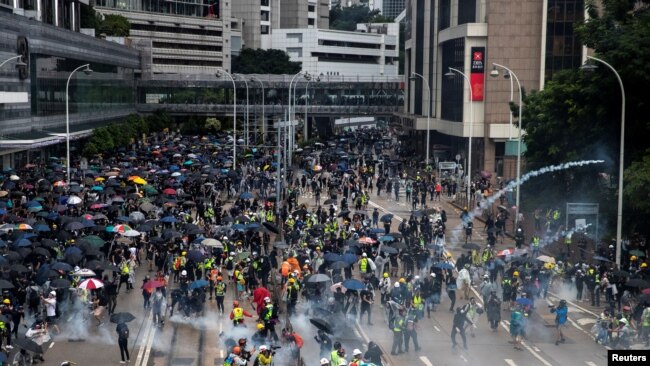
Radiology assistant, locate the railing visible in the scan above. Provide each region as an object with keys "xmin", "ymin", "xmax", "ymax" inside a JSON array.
[{"xmin": 136, "ymin": 103, "xmax": 402, "ymax": 115}]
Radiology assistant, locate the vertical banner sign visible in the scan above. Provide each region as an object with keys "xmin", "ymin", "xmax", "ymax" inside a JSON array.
[{"xmin": 470, "ymin": 47, "xmax": 485, "ymax": 101}]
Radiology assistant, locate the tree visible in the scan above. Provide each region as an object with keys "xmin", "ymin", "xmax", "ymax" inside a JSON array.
[
  {"xmin": 97, "ymin": 14, "xmax": 130, "ymax": 37},
  {"xmin": 205, "ymin": 118, "xmax": 222, "ymax": 133},
  {"xmin": 232, "ymin": 49, "xmax": 301, "ymax": 74},
  {"xmin": 329, "ymin": 4, "xmax": 382, "ymax": 31}
]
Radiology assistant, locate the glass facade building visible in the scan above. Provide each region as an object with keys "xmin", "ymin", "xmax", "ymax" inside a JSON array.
[{"xmin": 545, "ymin": 0, "xmax": 584, "ymax": 80}]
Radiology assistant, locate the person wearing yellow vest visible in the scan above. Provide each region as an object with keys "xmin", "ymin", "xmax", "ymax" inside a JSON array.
[
  {"xmin": 412, "ymin": 290, "xmax": 424, "ymax": 319},
  {"xmin": 359, "ymin": 253, "xmax": 370, "ymax": 275},
  {"xmin": 390, "ymin": 308, "xmax": 406, "ymax": 355},
  {"xmin": 641, "ymin": 304, "xmax": 650, "ymax": 347},
  {"xmin": 330, "ymin": 342, "xmax": 345, "ymax": 366},
  {"xmin": 215, "ymin": 276, "xmax": 227, "ymax": 315},
  {"xmin": 564, "ymin": 233, "xmax": 572, "ymax": 257},
  {"xmin": 229, "ymin": 300, "xmax": 253, "ymax": 327},
  {"xmin": 531, "ymin": 235, "xmax": 541, "ymax": 257}
]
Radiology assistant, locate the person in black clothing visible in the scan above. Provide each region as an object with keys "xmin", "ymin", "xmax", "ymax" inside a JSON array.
[
  {"xmin": 364, "ymin": 341, "xmax": 383, "ymax": 366},
  {"xmin": 451, "ymin": 306, "xmax": 474, "ymax": 349},
  {"xmin": 116, "ymin": 322, "xmax": 130, "ymax": 363},
  {"xmin": 104, "ymin": 276, "xmax": 118, "ymax": 315},
  {"xmin": 314, "ymin": 329, "xmax": 332, "ymax": 358}
]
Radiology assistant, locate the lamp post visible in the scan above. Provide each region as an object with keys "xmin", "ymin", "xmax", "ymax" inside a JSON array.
[
  {"xmin": 303, "ymin": 73, "xmax": 321, "ymax": 141},
  {"xmin": 250, "ymin": 76, "xmax": 265, "ymax": 143},
  {"xmin": 216, "ymin": 69, "xmax": 237, "ymax": 170},
  {"xmin": 581, "ymin": 56, "xmax": 625, "ymax": 267},
  {"xmin": 66, "ymin": 64, "xmax": 93, "ymax": 185},
  {"xmin": 0, "ymin": 55, "xmax": 27, "ymax": 69},
  {"xmin": 235, "ymin": 74, "xmax": 249, "ymax": 148},
  {"xmin": 445, "ymin": 68, "xmax": 474, "ymax": 208},
  {"xmin": 491, "ymin": 63, "xmax": 523, "ymax": 230},
  {"xmin": 409, "ymin": 72, "xmax": 431, "ymax": 165},
  {"xmin": 288, "ymin": 71, "xmax": 310, "ymax": 165}
]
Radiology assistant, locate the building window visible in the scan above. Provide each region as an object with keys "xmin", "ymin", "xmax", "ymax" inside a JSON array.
[
  {"xmin": 440, "ymin": 38, "xmax": 465, "ymax": 122},
  {"xmin": 457, "ymin": 0, "xmax": 476, "ymax": 25},
  {"xmin": 287, "ymin": 47, "xmax": 303, "ymax": 58},
  {"xmin": 545, "ymin": 0, "xmax": 584, "ymax": 80},
  {"xmin": 308, "ymin": 18, "xmax": 315, "ymax": 26},
  {"xmin": 439, "ymin": 0, "xmax": 450, "ymax": 30},
  {"xmin": 286, "ymin": 33, "xmax": 303, "ymax": 42},
  {"xmin": 308, "ymin": 5, "xmax": 315, "ymax": 12},
  {"xmin": 261, "ymin": 25, "xmax": 269, "ymax": 34}
]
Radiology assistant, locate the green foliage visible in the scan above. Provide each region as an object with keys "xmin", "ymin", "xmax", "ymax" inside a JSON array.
[
  {"xmin": 232, "ymin": 49, "xmax": 301, "ymax": 74},
  {"xmin": 97, "ymin": 14, "xmax": 130, "ymax": 37},
  {"xmin": 624, "ymin": 150, "xmax": 650, "ymax": 212},
  {"xmin": 205, "ymin": 118, "xmax": 222, "ymax": 133},
  {"xmin": 80, "ymin": 4, "xmax": 100, "ymax": 29},
  {"xmin": 330, "ymin": 4, "xmax": 382, "ymax": 31}
]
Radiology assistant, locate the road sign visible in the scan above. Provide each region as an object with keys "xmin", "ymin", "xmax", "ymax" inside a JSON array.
[
  {"xmin": 273, "ymin": 121, "xmax": 299, "ymax": 128},
  {"xmin": 438, "ymin": 162, "xmax": 457, "ymax": 170}
]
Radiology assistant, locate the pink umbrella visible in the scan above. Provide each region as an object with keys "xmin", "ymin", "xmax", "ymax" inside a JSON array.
[{"xmin": 78, "ymin": 278, "xmax": 104, "ymax": 290}]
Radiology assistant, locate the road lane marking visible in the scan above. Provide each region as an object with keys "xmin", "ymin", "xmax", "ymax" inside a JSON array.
[
  {"xmin": 499, "ymin": 321, "xmax": 552, "ymax": 366},
  {"xmin": 434, "ymin": 325, "xmax": 441, "ymax": 332},
  {"xmin": 459, "ymin": 355, "xmax": 468, "ymax": 363},
  {"xmin": 140, "ymin": 315, "xmax": 157, "ymax": 366},
  {"xmin": 505, "ymin": 359, "xmax": 517, "ymax": 366},
  {"xmin": 134, "ymin": 312, "xmax": 153, "ymax": 366},
  {"xmin": 577, "ymin": 318, "xmax": 596, "ymax": 326},
  {"xmin": 585, "ymin": 362, "xmax": 598, "ymax": 366},
  {"xmin": 49, "ymin": 342, "xmax": 55, "ymax": 349},
  {"xmin": 533, "ymin": 346, "xmax": 541, "ymax": 352},
  {"xmin": 420, "ymin": 356, "xmax": 434, "ymax": 366},
  {"xmin": 547, "ymin": 293, "xmax": 598, "ymax": 318}
]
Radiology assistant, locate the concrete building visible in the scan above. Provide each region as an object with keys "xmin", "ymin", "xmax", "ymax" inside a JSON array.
[
  {"xmin": 263, "ymin": 22, "xmax": 399, "ymax": 76},
  {"xmin": 400, "ymin": 0, "xmax": 585, "ymax": 180},
  {"xmin": 95, "ymin": 0, "xmax": 242, "ymax": 74},
  {"xmin": 381, "ymin": 0, "xmax": 405, "ymax": 19},
  {"xmin": 233, "ymin": 0, "xmax": 329, "ymax": 50},
  {"xmin": 0, "ymin": 0, "xmax": 88, "ymax": 30}
]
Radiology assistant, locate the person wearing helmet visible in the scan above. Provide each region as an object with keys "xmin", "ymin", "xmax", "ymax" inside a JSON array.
[
  {"xmin": 349, "ymin": 349, "xmax": 363, "ymax": 366},
  {"xmin": 320, "ymin": 358, "xmax": 331, "ymax": 366},
  {"xmin": 550, "ymin": 299, "xmax": 568, "ymax": 345},
  {"xmin": 260, "ymin": 296, "xmax": 278, "ymax": 342},
  {"xmin": 251, "ymin": 322, "xmax": 267, "ymax": 346},
  {"xmin": 224, "ymin": 346, "xmax": 247, "ymax": 366},
  {"xmin": 215, "ymin": 276, "xmax": 227, "ymax": 315},
  {"xmin": 230, "ymin": 300, "xmax": 253, "ymax": 327},
  {"xmin": 314, "ymin": 329, "xmax": 332, "ymax": 358},
  {"xmin": 331, "ymin": 345, "xmax": 346, "ymax": 366},
  {"xmin": 286, "ymin": 277, "xmax": 300, "ymax": 316},
  {"xmin": 379, "ymin": 272, "xmax": 392, "ymax": 305},
  {"xmin": 255, "ymin": 345, "xmax": 273, "ymax": 366}
]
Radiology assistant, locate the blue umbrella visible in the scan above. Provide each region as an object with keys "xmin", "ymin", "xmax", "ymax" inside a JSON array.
[
  {"xmin": 341, "ymin": 253, "xmax": 358, "ymax": 264},
  {"xmin": 324, "ymin": 253, "xmax": 343, "ymax": 262},
  {"xmin": 378, "ymin": 235, "xmax": 394, "ymax": 242},
  {"xmin": 246, "ymin": 222, "xmax": 261, "ymax": 230},
  {"xmin": 516, "ymin": 297, "xmax": 533, "ymax": 308},
  {"xmin": 189, "ymin": 279, "xmax": 209, "ymax": 290},
  {"xmin": 369, "ymin": 228, "xmax": 384, "ymax": 234},
  {"xmin": 240, "ymin": 192, "xmax": 254, "ymax": 199},
  {"xmin": 0, "ymin": 209, "xmax": 6, "ymax": 215},
  {"xmin": 82, "ymin": 220, "xmax": 96, "ymax": 228},
  {"xmin": 116, "ymin": 216, "xmax": 131, "ymax": 222},
  {"xmin": 183, "ymin": 160, "xmax": 193, "ymax": 166},
  {"xmin": 35, "ymin": 263, "xmax": 51, "ymax": 285},
  {"xmin": 160, "ymin": 216, "xmax": 178, "ymax": 223},
  {"xmin": 434, "ymin": 262, "xmax": 454, "ymax": 270},
  {"xmin": 91, "ymin": 186, "xmax": 104, "ymax": 191},
  {"xmin": 14, "ymin": 238, "xmax": 32, "ymax": 247},
  {"xmin": 232, "ymin": 224, "xmax": 246, "ymax": 231},
  {"xmin": 34, "ymin": 224, "xmax": 51, "ymax": 232},
  {"xmin": 64, "ymin": 246, "xmax": 82, "ymax": 256},
  {"xmin": 342, "ymin": 279, "xmax": 365, "ymax": 291},
  {"xmin": 26, "ymin": 201, "xmax": 42, "ymax": 208}
]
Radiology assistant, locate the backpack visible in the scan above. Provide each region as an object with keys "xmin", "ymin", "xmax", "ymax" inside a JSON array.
[
  {"xmin": 119, "ymin": 327, "xmax": 129, "ymax": 339},
  {"xmin": 223, "ymin": 354, "xmax": 234, "ymax": 366}
]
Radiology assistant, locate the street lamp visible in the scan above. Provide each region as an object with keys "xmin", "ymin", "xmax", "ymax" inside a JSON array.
[
  {"xmin": 234, "ymin": 74, "xmax": 250, "ymax": 148},
  {"xmin": 304, "ymin": 73, "xmax": 322, "ymax": 141},
  {"xmin": 409, "ymin": 72, "xmax": 431, "ymax": 165},
  {"xmin": 288, "ymin": 71, "xmax": 310, "ymax": 165},
  {"xmin": 0, "ymin": 55, "xmax": 27, "ymax": 69},
  {"xmin": 216, "ymin": 69, "xmax": 237, "ymax": 170},
  {"xmin": 491, "ymin": 63, "xmax": 523, "ymax": 230},
  {"xmin": 445, "ymin": 67, "xmax": 474, "ymax": 207},
  {"xmin": 250, "ymin": 76, "xmax": 265, "ymax": 143},
  {"xmin": 66, "ymin": 64, "xmax": 93, "ymax": 185},
  {"xmin": 581, "ymin": 55, "xmax": 626, "ymax": 267}
]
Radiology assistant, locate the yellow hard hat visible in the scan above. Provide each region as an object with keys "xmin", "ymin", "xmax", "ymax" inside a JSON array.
[
  {"xmin": 630, "ymin": 255, "xmax": 637, "ymax": 261},
  {"xmin": 2, "ymin": 299, "xmax": 9, "ymax": 305},
  {"xmin": 641, "ymin": 262, "xmax": 648, "ymax": 268},
  {"xmin": 513, "ymin": 271, "xmax": 520, "ymax": 277},
  {"xmin": 399, "ymin": 278, "xmax": 405, "ymax": 283},
  {"xmin": 383, "ymin": 273, "xmax": 389, "ymax": 278},
  {"xmin": 256, "ymin": 323, "xmax": 265, "ymax": 330},
  {"xmin": 288, "ymin": 278, "xmax": 295, "ymax": 283},
  {"xmin": 182, "ymin": 251, "xmax": 187, "ymax": 256}
]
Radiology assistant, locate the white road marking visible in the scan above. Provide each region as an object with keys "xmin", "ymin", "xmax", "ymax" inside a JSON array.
[
  {"xmin": 585, "ymin": 362, "xmax": 598, "ymax": 366},
  {"xmin": 459, "ymin": 355, "xmax": 468, "ymax": 363},
  {"xmin": 547, "ymin": 293, "xmax": 599, "ymax": 318},
  {"xmin": 499, "ymin": 321, "xmax": 553, "ymax": 366},
  {"xmin": 420, "ymin": 356, "xmax": 434, "ymax": 366},
  {"xmin": 434, "ymin": 325, "xmax": 441, "ymax": 332},
  {"xmin": 577, "ymin": 318, "xmax": 597, "ymax": 326},
  {"xmin": 140, "ymin": 314, "xmax": 158, "ymax": 366},
  {"xmin": 49, "ymin": 342, "xmax": 55, "ymax": 349},
  {"xmin": 134, "ymin": 312, "xmax": 153, "ymax": 366},
  {"xmin": 220, "ymin": 350, "xmax": 224, "ymax": 358},
  {"xmin": 505, "ymin": 359, "xmax": 517, "ymax": 366}
]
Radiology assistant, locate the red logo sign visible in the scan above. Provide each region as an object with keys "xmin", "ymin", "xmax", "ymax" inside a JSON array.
[{"xmin": 473, "ymin": 51, "xmax": 483, "ymax": 61}]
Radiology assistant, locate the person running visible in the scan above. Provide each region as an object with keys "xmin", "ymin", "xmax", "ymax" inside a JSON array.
[
  {"xmin": 215, "ymin": 276, "xmax": 227, "ymax": 315},
  {"xmin": 229, "ymin": 300, "xmax": 253, "ymax": 327},
  {"xmin": 510, "ymin": 304, "xmax": 525, "ymax": 351},
  {"xmin": 451, "ymin": 306, "xmax": 474, "ymax": 350},
  {"xmin": 550, "ymin": 299, "xmax": 568, "ymax": 345}
]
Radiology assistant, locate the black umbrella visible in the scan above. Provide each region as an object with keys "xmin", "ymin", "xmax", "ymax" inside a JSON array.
[
  {"xmin": 263, "ymin": 222, "xmax": 279, "ymax": 234},
  {"xmin": 625, "ymin": 279, "xmax": 650, "ymax": 288},
  {"xmin": 309, "ymin": 318, "xmax": 333, "ymax": 334},
  {"xmin": 51, "ymin": 262, "xmax": 73, "ymax": 272},
  {"xmin": 329, "ymin": 261, "xmax": 350, "ymax": 270},
  {"xmin": 13, "ymin": 337, "xmax": 44, "ymax": 354},
  {"xmin": 379, "ymin": 246, "xmax": 398, "ymax": 254},
  {"xmin": 462, "ymin": 243, "xmax": 481, "ymax": 250},
  {"xmin": 337, "ymin": 210, "xmax": 350, "ymax": 218},
  {"xmin": 306, "ymin": 274, "xmax": 331, "ymax": 283},
  {"xmin": 186, "ymin": 250, "xmax": 205, "ymax": 262},
  {"xmin": 324, "ymin": 199, "xmax": 336, "ymax": 205},
  {"xmin": 9, "ymin": 264, "xmax": 29, "ymax": 273},
  {"xmin": 50, "ymin": 278, "xmax": 71, "ymax": 288},
  {"xmin": 0, "ymin": 280, "xmax": 14, "ymax": 289},
  {"xmin": 390, "ymin": 242, "xmax": 407, "ymax": 250},
  {"xmin": 380, "ymin": 214, "xmax": 393, "ymax": 222},
  {"xmin": 110, "ymin": 312, "xmax": 136, "ymax": 324},
  {"xmin": 32, "ymin": 247, "xmax": 51, "ymax": 257}
]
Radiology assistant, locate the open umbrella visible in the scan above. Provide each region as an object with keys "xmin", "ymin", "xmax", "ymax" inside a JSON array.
[
  {"xmin": 462, "ymin": 243, "xmax": 481, "ymax": 250},
  {"xmin": 380, "ymin": 214, "xmax": 393, "ymax": 222},
  {"xmin": 9, "ymin": 264, "xmax": 29, "ymax": 273},
  {"xmin": 201, "ymin": 238, "xmax": 223, "ymax": 248},
  {"xmin": 306, "ymin": 274, "xmax": 331, "ymax": 283},
  {"xmin": 73, "ymin": 268, "xmax": 96, "ymax": 277},
  {"xmin": 378, "ymin": 235, "xmax": 394, "ymax": 242},
  {"xmin": 309, "ymin": 318, "xmax": 333, "ymax": 334},
  {"xmin": 190, "ymin": 279, "xmax": 210, "ymax": 290},
  {"xmin": 51, "ymin": 262, "xmax": 73, "ymax": 272},
  {"xmin": 342, "ymin": 279, "xmax": 365, "ymax": 291},
  {"xmin": 78, "ymin": 278, "xmax": 104, "ymax": 290},
  {"xmin": 625, "ymin": 279, "xmax": 650, "ymax": 288},
  {"xmin": 341, "ymin": 253, "xmax": 358, "ymax": 264},
  {"xmin": 536, "ymin": 255, "xmax": 556, "ymax": 264},
  {"xmin": 0, "ymin": 280, "xmax": 14, "ymax": 289},
  {"xmin": 50, "ymin": 278, "xmax": 71, "ymax": 288},
  {"xmin": 142, "ymin": 280, "xmax": 165, "ymax": 290},
  {"xmin": 239, "ymin": 192, "xmax": 254, "ymax": 199},
  {"xmin": 13, "ymin": 337, "xmax": 44, "ymax": 354},
  {"xmin": 263, "ymin": 222, "xmax": 279, "ymax": 234},
  {"xmin": 272, "ymin": 241, "xmax": 289, "ymax": 249},
  {"xmin": 379, "ymin": 246, "xmax": 398, "ymax": 254},
  {"xmin": 329, "ymin": 261, "xmax": 350, "ymax": 270},
  {"xmin": 593, "ymin": 255, "xmax": 612, "ymax": 262},
  {"xmin": 434, "ymin": 262, "xmax": 454, "ymax": 270},
  {"xmin": 110, "ymin": 312, "xmax": 136, "ymax": 324},
  {"xmin": 186, "ymin": 250, "xmax": 206, "ymax": 262}
]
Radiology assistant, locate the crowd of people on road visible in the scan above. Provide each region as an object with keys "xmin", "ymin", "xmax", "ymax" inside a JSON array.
[{"xmin": 0, "ymin": 127, "xmax": 647, "ymax": 366}]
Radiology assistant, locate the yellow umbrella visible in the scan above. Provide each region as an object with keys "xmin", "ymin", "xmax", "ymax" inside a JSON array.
[
  {"xmin": 133, "ymin": 177, "xmax": 147, "ymax": 185},
  {"xmin": 95, "ymin": 177, "xmax": 105, "ymax": 182}
]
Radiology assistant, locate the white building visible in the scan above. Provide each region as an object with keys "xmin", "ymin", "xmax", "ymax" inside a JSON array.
[{"xmin": 262, "ymin": 22, "xmax": 399, "ymax": 76}]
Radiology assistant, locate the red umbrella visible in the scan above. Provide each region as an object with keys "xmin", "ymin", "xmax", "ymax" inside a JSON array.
[
  {"xmin": 163, "ymin": 188, "xmax": 176, "ymax": 195},
  {"xmin": 642, "ymin": 288, "xmax": 650, "ymax": 295},
  {"xmin": 78, "ymin": 278, "xmax": 104, "ymax": 290},
  {"xmin": 142, "ymin": 280, "xmax": 165, "ymax": 290}
]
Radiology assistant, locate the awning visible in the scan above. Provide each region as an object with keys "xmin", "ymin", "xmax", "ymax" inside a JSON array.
[{"xmin": 0, "ymin": 130, "xmax": 62, "ymax": 149}]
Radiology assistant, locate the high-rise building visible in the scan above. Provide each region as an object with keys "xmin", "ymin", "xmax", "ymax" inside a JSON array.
[
  {"xmin": 0, "ymin": 0, "xmax": 86, "ymax": 30},
  {"xmin": 400, "ymin": 0, "xmax": 585, "ymax": 179},
  {"xmin": 382, "ymin": 0, "xmax": 405, "ymax": 19},
  {"xmin": 95, "ymin": 0, "xmax": 242, "ymax": 74}
]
